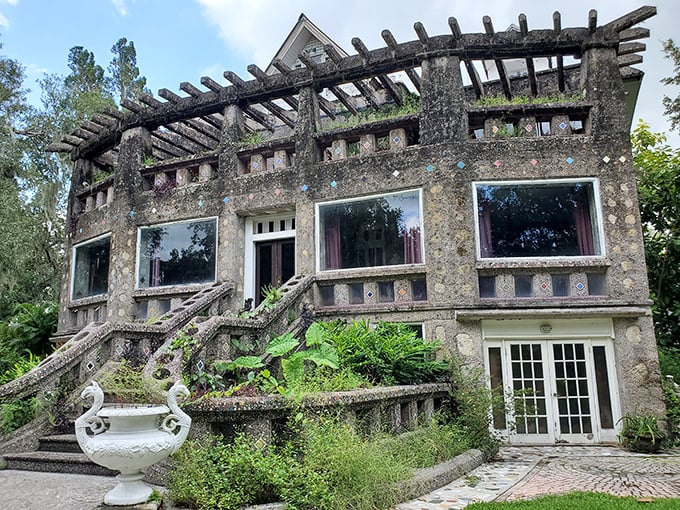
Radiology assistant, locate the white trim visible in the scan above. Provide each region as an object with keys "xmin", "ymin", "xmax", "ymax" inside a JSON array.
[
  {"xmin": 71, "ymin": 232, "xmax": 112, "ymax": 301},
  {"xmin": 135, "ymin": 216, "xmax": 218, "ymax": 290},
  {"xmin": 244, "ymin": 213, "xmax": 296, "ymax": 302},
  {"xmin": 472, "ymin": 177, "xmax": 606, "ymax": 261},
  {"xmin": 315, "ymin": 188, "xmax": 425, "ymax": 272}
]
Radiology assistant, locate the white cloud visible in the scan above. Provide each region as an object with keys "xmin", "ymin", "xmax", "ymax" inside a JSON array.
[
  {"xmin": 0, "ymin": 0, "xmax": 19, "ymax": 5},
  {"xmin": 0, "ymin": 11, "xmax": 8, "ymax": 29},
  {"xmin": 112, "ymin": 0, "xmax": 129, "ymax": 16}
]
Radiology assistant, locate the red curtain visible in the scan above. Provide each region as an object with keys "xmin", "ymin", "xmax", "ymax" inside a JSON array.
[
  {"xmin": 403, "ymin": 226, "xmax": 422, "ymax": 264},
  {"xmin": 478, "ymin": 206, "xmax": 494, "ymax": 257},
  {"xmin": 574, "ymin": 197, "xmax": 595, "ymax": 256},
  {"xmin": 324, "ymin": 215, "xmax": 342, "ymax": 269}
]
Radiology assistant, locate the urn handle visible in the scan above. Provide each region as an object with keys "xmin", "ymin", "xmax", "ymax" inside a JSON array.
[
  {"xmin": 75, "ymin": 381, "xmax": 107, "ymax": 450},
  {"xmin": 163, "ymin": 380, "xmax": 192, "ymax": 453}
]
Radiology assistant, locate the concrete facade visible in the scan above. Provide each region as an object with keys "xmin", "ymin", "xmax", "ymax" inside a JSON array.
[{"xmin": 51, "ymin": 7, "xmax": 662, "ymax": 444}]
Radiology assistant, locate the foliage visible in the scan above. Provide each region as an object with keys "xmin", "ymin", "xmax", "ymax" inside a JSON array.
[
  {"xmin": 0, "ymin": 397, "xmax": 37, "ymax": 435},
  {"xmin": 318, "ymin": 320, "xmax": 449, "ymax": 385},
  {"xmin": 108, "ymin": 37, "xmax": 148, "ymax": 103},
  {"xmin": 97, "ymin": 360, "xmax": 163, "ymax": 403},
  {"xmin": 632, "ymin": 122, "xmax": 680, "ymax": 348},
  {"xmin": 0, "ymin": 302, "xmax": 57, "ymax": 355},
  {"xmin": 658, "ymin": 347, "xmax": 680, "ymax": 381},
  {"xmin": 617, "ymin": 413, "xmax": 664, "ymax": 450},
  {"xmin": 168, "ymin": 415, "xmax": 469, "ymax": 510},
  {"xmin": 322, "ymin": 91, "xmax": 420, "ymax": 131},
  {"xmin": 474, "ymin": 92, "xmax": 581, "ymax": 107},
  {"xmin": 238, "ymin": 131, "xmax": 266, "ymax": 148},
  {"xmin": 467, "ymin": 491, "xmax": 680, "ymax": 509},
  {"xmin": 0, "ymin": 351, "xmax": 41, "ymax": 385},
  {"xmin": 661, "ymin": 377, "xmax": 680, "ymax": 446},
  {"xmin": 662, "ymin": 39, "xmax": 680, "ymax": 132},
  {"xmin": 449, "ymin": 355, "xmax": 502, "ymax": 458}
]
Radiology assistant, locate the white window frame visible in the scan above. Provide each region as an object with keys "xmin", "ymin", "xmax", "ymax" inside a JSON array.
[
  {"xmin": 244, "ymin": 212, "xmax": 296, "ymax": 302},
  {"xmin": 135, "ymin": 216, "xmax": 218, "ymax": 290},
  {"xmin": 315, "ymin": 188, "xmax": 425, "ymax": 272},
  {"xmin": 472, "ymin": 178, "xmax": 606, "ymax": 261},
  {"xmin": 71, "ymin": 233, "xmax": 112, "ymax": 301}
]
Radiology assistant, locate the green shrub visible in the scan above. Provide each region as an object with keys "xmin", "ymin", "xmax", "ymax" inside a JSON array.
[
  {"xmin": 0, "ymin": 397, "xmax": 37, "ymax": 435},
  {"xmin": 659, "ymin": 346, "xmax": 680, "ymax": 381},
  {"xmin": 0, "ymin": 351, "xmax": 41, "ymax": 385},
  {"xmin": 319, "ymin": 320, "xmax": 449, "ymax": 385},
  {"xmin": 0, "ymin": 302, "xmax": 57, "ymax": 356}
]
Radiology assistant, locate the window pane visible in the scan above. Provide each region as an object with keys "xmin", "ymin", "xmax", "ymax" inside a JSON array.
[
  {"xmin": 73, "ymin": 237, "xmax": 111, "ymax": 299},
  {"xmin": 138, "ymin": 219, "xmax": 216, "ymax": 288},
  {"xmin": 319, "ymin": 190, "xmax": 422, "ymax": 270},
  {"xmin": 349, "ymin": 283, "xmax": 364, "ymax": 304},
  {"xmin": 479, "ymin": 275, "xmax": 496, "ymax": 297},
  {"xmin": 378, "ymin": 281, "xmax": 395, "ymax": 303},
  {"xmin": 477, "ymin": 181, "xmax": 600, "ymax": 258},
  {"xmin": 319, "ymin": 285, "xmax": 335, "ymax": 306}
]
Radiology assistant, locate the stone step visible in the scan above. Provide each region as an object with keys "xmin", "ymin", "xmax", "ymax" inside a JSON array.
[
  {"xmin": 2, "ymin": 451, "xmax": 116, "ymax": 477},
  {"xmin": 38, "ymin": 434, "xmax": 82, "ymax": 454}
]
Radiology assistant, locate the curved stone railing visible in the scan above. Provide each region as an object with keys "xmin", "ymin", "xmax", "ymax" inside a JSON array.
[
  {"xmin": 186, "ymin": 382, "xmax": 451, "ymax": 443},
  {"xmin": 0, "ymin": 281, "xmax": 235, "ymax": 402}
]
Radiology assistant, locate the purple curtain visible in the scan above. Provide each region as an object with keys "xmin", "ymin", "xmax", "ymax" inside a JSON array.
[
  {"xmin": 478, "ymin": 205, "xmax": 494, "ymax": 257},
  {"xmin": 574, "ymin": 197, "xmax": 595, "ymax": 256},
  {"xmin": 324, "ymin": 215, "xmax": 342, "ymax": 269},
  {"xmin": 403, "ymin": 226, "xmax": 422, "ymax": 264}
]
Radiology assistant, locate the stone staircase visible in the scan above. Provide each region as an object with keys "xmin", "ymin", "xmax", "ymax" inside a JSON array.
[{"xmin": 3, "ymin": 432, "xmax": 116, "ymax": 476}]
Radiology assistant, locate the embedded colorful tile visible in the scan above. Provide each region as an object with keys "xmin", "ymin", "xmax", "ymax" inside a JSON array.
[
  {"xmin": 566, "ymin": 157, "xmax": 574, "ymax": 164},
  {"xmin": 276, "ymin": 158, "xmax": 282, "ymax": 165},
  {"xmin": 223, "ymin": 197, "xmax": 230, "ymax": 203},
  {"xmin": 300, "ymin": 184, "xmax": 308, "ymax": 192},
  {"xmin": 334, "ymin": 147, "xmax": 342, "ymax": 154},
  {"xmin": 155, "ymin": 178, "xmax": 163, "ymax": 186},
  {"xmin": 252, "ymin": 161, "xmax": 259, "ymax": 170},
  {"xmin": 426, "ymin": 164, "xmax": 434, "ymax": 172},
  {"xmin": 79, "ymin": 228, "xmax": 83, "ymax": 233},
  {"xmin": 398, "ymin": 288, "xmax": 407, "ymax": 296},
  {"xmin": 530, "ymin": 159, "xmax": 538, "ymax": 166},
  {"xmin": 361, "ymin": 176, "xmax": 367, "ymax": 181},
  {"xmin": 197, "ymin": 200, "xmax": 203, "ymax": 207},
  {"xmin": 196, "ymin": 360, "xmax": 205, "ymax": 372},
  {"xmin": 602, "ymin": 156, "xmax": 611, "ymax": 163},
  {"xmin": 525, "ymin": 124, "xmax": 534, "ymax": 132},
  {"xmin": 559, "ymin": 121, "xmax": 568, "ymax": 130},
  {"xmin": 330, "ymin": 180, "xmax": 337, "ymax": 187},
  {"xmin": 457, "ymin": 161, "xmax": 465, "ymax": 169},
  {"xmin": 151, "ymin": 207, "xmax": 157, "ymax": 214},
  {"xmin": 129, "ymin": 211, "xmax": 135, "ymax": 218},
  {"xmin": 248, "ymin": 193, "xmax": 254, "ymax": 200},
  {"xmin": 363, "ymin": 141, "xmax": 371, "ymax": 149},
  {"xmin": 494, "ymin": 160, "xmax": 502, "ymax": 167},
  {"xmin": 491, "ymin": 125, "xmax": 499, "ymax": 134},
  {"xmin": 274, "ymin": 188, "xmax": 281, "ymax": 196},
  {"xmin": 86, "ymin": 361, "xmax": 95, "ymax": 372},
  {"xmin": 393, "ymin": 135, "xmax": 401, "ymax": 143},
  {"xmin": 337, "ymin": 292, "xmax": 344, "ymax": 300},
  {"xmin": 500, "ymin": 281, "xmax": 511, "ymax": 292},
  {"xmin": 366, "ymin": 291, "xmax": 374, "ymax": 298},
  {"xmin": 619, "ymin": 155, "xmax": 627, "ymax": 163},
  {"xmin": 393, "ymin": 170, "xmax": 400, "ymax": 177}
]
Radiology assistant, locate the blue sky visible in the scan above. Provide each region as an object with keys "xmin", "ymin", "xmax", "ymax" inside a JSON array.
[{"xmin": 1, "ymin": 0, "xmax": 678, "ymax": 144}]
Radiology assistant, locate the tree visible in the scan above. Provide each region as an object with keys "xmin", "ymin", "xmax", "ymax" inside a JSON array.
[
  {"xmin": 108, "ymin": 37, "xmax": 148, "ymax": 103},
  {"xmin": 632, "ymin": 122, "xmax": 680, "ymax": 348},
  {"xmin": 662, "ymin": 39, "xmax": 680, "ymax": 131}
]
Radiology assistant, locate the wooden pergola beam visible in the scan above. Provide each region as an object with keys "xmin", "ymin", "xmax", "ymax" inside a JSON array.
[
  {"xmin": 483, "ymin": 16, "xmax": 512, "ymax": 100},
  {"xmin": 604, "ymin": 5, "xmax": 656, "ymax": 32},
  {"xmin": 519, "ymin": 14, "xmax": 538, "ymax": 96}
]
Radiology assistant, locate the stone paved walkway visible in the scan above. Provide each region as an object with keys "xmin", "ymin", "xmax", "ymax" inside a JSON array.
[
  {"xmin": 396, "ymin": 446, "xmax": 680, "ymax": 509},
  {"xmin": 2, "ymin": 446, "xmax": 680, "ymax": 509}
]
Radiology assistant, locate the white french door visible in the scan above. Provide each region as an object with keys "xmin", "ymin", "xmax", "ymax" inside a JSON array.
[{"xmin": 483, "ymin": 319, "xmax": 620, "ymax": 445}]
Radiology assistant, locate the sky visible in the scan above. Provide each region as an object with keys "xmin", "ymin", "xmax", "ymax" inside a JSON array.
[{"xmin": 0, "ymin": 0, "xmax": 678, "ymax": 145}]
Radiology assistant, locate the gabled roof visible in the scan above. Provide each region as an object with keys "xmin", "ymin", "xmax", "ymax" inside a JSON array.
[{"xmin": 265, "ymin": 13, "xmax": 348, "ymax": 75}]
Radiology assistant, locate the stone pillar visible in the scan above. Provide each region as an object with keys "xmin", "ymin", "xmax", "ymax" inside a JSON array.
[
  {"xmin": 421, "ymin": 397, "xmax": 435, "ymax": 424},
  {"xmin": 387, "ymin": 402, "xmax": 402, "ymax": 433},
  {"xmin": 107, "ymin": 126, "xmax": 152, "ymax": 323},
  {"xmin": 580, "ymin": 40, "xmax": 629, "ymax": 140},
  {"xmin": 218, "ymin": 104, "xmax": 245, "ymax": 176},
  {"xmin": 401, "ymin": 401, "xmax": 418, "ymax": 430},
  {"xmin": 294, "ymin": 87, "xmax": 321, "ymax": 166},
  {"xmin": 359, "ymin": 133, "xmax": 376, "ymax": 155},
  {"xmin": 419, "ymin": 55, "xmax": 466, "ymax": 144},
  {"xmin": 390, "ymin": 128, "xmax": 408, "ymax": 150},
  {"xmin": 330, "ymin": 139, "xmax": 347, "ymax": 160}
]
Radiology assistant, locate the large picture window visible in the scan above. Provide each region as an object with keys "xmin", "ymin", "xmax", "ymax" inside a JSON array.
[
  {"xmin": 318, "ymin": 190, "xmax": 423, "ymax": 271},
  {"xmin": 475, "ymin": 180, "xmax": 602, "ymax": 259},
  {"xmin": 72, "ymin": 235, "xmax": 110, "ymax": 299},
  {"xmin": 138, "ymin": 218, "xmax": 217, "ymax": 288}
]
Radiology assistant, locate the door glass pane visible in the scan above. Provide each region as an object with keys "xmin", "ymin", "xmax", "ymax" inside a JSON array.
[
  {"xmin": 488, "ymin": 347, "xmax": 506, "ymax": 429},
  {"xmin": 510, "ymin": 343, "xmax": 548, "ymax": 436},
  {"xmin": 553, "ymin": 343, "xmax": 592, "ymax": 437},
  {"xmin": 593, "ymin": 346, "xmax": 614, "ymax": 428}
]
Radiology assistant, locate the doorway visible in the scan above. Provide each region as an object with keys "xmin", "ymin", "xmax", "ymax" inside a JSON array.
[
  {"xmin": 483, "ymin": 319, "xmax": 620, "ymax": 444},
  {"xmin": 255, "ymin": 239, "xmax": 295, "ymax": 305}
]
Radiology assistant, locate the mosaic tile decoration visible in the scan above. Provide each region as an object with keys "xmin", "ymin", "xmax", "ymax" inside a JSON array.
[
  {"xmin": 393, "ymin": 136, "xmax": 401, "ymax": 143},
  {"xmin": 530, "ymin": 159, "xmax": 538, "ymax": 166},
  {"xmin": 603, "ymin": 156, "xmax": 611, "ymax": 163},
  {"xmin": 427, "ymin": 164, "xmax": 435, "ymax": 172},
  {"xmin": 566, "ymin": 157, "xmax": 574, "ymax": 164},
  {"xmin": 393, "ymin": 170, "xmax": 400, "ymax": 177},
  {"xmin": 223, "ymin": 197, "xmax": 230, "ymax": 203},
  {"xmin": 492, "ymin": 125, "xmax": 499, "ymax": 133},
  {"xmin": 559, "ymin": 121, "xmax": 568, "ymax": 130},
  {"xmin": 198, "ymin": 200, "xmax": 203, "ymax": 207},
  {"xmin": 300, "ymin": 184, "xmax": 308, "ymax": 191},
  {"xmin": 494, "ymin": 160, "xmax": 502, "ymax": 167},
  {"xmin": 457, "ymin": 161, "xmax": 465, "ymax": 169},
  {"xmin": 619, "ymin": 156, "xmax": 627, "ymax": 163},
  {"xmin": 330, "ymin": 180, "xmax": 337, "ymax": 187}
]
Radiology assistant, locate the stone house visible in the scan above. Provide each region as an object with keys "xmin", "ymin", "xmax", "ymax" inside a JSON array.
[{"xmin": 47, "ymin": 7, "xmax": 662, "ymax": 444}]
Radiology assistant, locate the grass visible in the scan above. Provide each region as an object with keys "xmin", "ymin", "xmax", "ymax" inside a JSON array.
[
  {"xmin": 467, "ymin": 492, "xmax": 680, "ymax": 509},
  {"xmin": 474, "ymin": 93, "xmax": 582, "ymax": 107}
]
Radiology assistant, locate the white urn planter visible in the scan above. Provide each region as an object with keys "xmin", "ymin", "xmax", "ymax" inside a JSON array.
[{"xmin": 75, "ymin": 380, "xmax": 191, "ymax": 506}]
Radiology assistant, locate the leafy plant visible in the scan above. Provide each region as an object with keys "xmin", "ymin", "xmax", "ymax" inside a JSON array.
[
  {"xmin": 0, "ymin": 351, "xmax": 41, "ymax": 385},
  {"xmin": 97, "ymin": 360, "xmax": 163, "ymax": 403},
  {"xmin": 474, "ymin": 92, "xmax": 581, "ymax": 106},
  {"xmin": 661, "ymin": 377, "xmax": 680, "ymax": 445},
  {"xmin": 319, "ymin": 320, "xmax": 448, "ymax": 385},
  {"xmin": 238, "ymin": 131, "xmax": 266, "ymax": 148},
  {"xmin": 617, "ymin": 413, "xmax": 665, "ymax": 451},
  {"xmin": 322, "ymin": 91, "xmax": 421, "ymax": 131},
  {"xmin": 0, "ymin": 397, "xmax": 37, "ymax": 435},
  {"xmin": 0, "ymin": 301, "xmax": 58, "ymax": 356}
]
